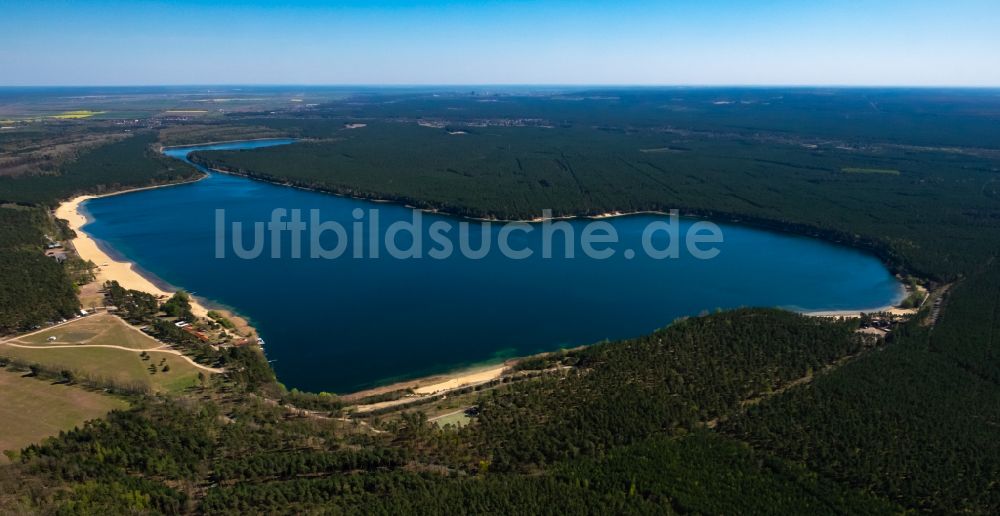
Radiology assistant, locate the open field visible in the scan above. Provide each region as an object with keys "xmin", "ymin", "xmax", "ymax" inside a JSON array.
[
  {"xmin": 0, "ymin": 129, "xmax": 127, "ymax": 178},
  {"xmin": 156, "ymin": 123, "xmax": 290, "ymax": 146},
  {"xmin": 15, "ymin": 313, "xmax": 162, "ymax": 349},
  {"xmin": 430, "ymin": 409, "xmax": 472, "ymax": 428},
  {"xmin": 0, "ymin": 368, "xmax": 128, "ymax": 461},
  {"xmin": 1, "ymin": 314, "xmax": 213, "ymax": 393},
  {"xmin": 0, "ymin": 344, "xmax": 205, "ymax": 393},
  {"xmin": 1, "ymin": 88, "xmax": 999, "ymax": 513}
]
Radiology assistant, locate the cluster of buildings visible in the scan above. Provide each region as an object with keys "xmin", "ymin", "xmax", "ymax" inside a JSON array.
[{"xmin": 43, "ymin": 236, "xmax": 67, "ymax": 262}]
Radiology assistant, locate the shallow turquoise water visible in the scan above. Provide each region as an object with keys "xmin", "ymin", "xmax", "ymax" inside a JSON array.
[{"xmin": 81, "ymin": 140, "xmax": 902, "ymax": 393}]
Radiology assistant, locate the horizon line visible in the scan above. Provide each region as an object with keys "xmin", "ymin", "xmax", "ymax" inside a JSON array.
[{"xmin": 2, "ymin": 83, "xmax": 1000, "ymax": 90}]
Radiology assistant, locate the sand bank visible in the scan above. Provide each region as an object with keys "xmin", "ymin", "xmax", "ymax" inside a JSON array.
[
  {"xmin": 412, "ymin": 365, "xmax": 506, "ymax": 395},
  {"xmin": 55, "ymin": 189, "xmax": 211, "ymax": 318},
  {"xmin": 803, "ymin": 306, "xmax": 918, "ymax": 318},
  {"xmin": 346, "ymin": 363, "xmax": 509, "ymax": 413},
  {"xmin": 803, "ymin": 282, "xmax": 923, "ymax": 319}
]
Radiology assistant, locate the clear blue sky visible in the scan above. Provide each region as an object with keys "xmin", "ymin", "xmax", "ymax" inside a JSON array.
[{"xmin": 1, "ymin": 0, "xmax": 998, "ymax": 86}]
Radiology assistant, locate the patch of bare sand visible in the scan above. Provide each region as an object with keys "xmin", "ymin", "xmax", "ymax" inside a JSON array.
[
  {"xmin": 349, "ymin": 365, "xmax": 508, "ymax": 413},
  {"xmin": 56, "ymin": 189, "xmax": 210, "ymax": 318}
]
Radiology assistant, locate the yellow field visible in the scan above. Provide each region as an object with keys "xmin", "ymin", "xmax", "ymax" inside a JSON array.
[
  {"xmin": 0, "ymin": 369, "xmax": 128, "ymax": 461},
  {"xmin": 50, "ymin": 110, "xmax": 106, "ymax": 119}
]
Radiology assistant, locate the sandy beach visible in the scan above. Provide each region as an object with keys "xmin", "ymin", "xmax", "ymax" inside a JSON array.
[
  {"xmin": 350, "ymin": 365, "xmax": 507, "ymax": 413},
  {"xmin": 803, "ymin": 306, "xmax": 918, "ymax": 318},
  {"xmin": 803, "ymin": 282, "xmax": 924, "ymax": 319},
  {"xmin": 344, "ymin": 363, "xmax": 510, "ymax": 412},
  {"xmin": 55, "ymin": 190, "xmax": 211, "ymax": 318},
  {"xmin": 412, "ymin": 365, "xmax": 507, "ymax": 395}
]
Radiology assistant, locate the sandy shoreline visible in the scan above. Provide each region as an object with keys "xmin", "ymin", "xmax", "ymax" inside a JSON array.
[
  {"xmin": 55, "ymin": 183, "xmax": 213, "ymax": 318},
  {"xmin": 349, "ymin": 364, "xmax": 509, "ymax": 412},
  {"xmin": 803, "ymin": 305, "xmax": 917, "ymax": 318},
  {"xmin": 344, "ymin": 362, "xmax": 510, "ymax": 402},
  {"xmin": 802, "ymin": 281, "xmax": 920, "ymax": 318},
  {"xmin": 58, "ymin": 140, "xmax": 916, "ymax": 400},
  {"xmin": 413, "ymin": 365, "xmax": 507, "ymax": 395},
  {"xmin": 57, "ymin": 178, "xmax": 912, "ymax": 399}
]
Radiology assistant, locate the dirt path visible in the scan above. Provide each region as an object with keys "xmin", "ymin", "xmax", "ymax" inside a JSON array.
[
  {"xmin": 704, "ymin": 340, "xmax": 883, "ymax": 429},
  {"xmin": 2, "ymin": 314, "xmax": 225, "ymax": 374},
  {"xmin": 0, "ymin": 317, "xmax": 83, "ymax": 345},
  {"xmin": 255, "ymin": 395, "xmax": 386, "ymax": 433},
  {"xmin": 927, "ymin": 284, "xmax": 952, "ymax": 327},
  {"xmin": 428, "ymin": 408, "xmax": 469, "ymax": 422},
  {"xmin": 0, "ymin": 341, "xmax": 223, "ymax": 373}
]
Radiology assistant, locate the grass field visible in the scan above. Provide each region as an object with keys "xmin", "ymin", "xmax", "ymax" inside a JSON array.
[
  {"xmin": 0, "ymin": 344, "xmax": 204, "ymax": 393},
  {"xmin": 433, "ymin": 411, "xmax": 472, "ymax": 428},
  {"xmin": 1, "ymin": 314, "xmax": 208, "ymax": 393},
  {"xmin": 0, "ymin": 369, "xmax": 128, "ymax": 461},
  {"xmin": 17, "ymin": 313, "xmax": 162, "ymax": 349}
]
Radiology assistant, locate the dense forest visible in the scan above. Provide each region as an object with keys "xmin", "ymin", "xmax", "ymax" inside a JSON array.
[
  {"xmin": 1, "ymin": 89, "xmax": 999, "ymax": 513},
  {"xmin": 0, "ymin": 206, "xmax": 78, "ymax": 333},
  {"xmin": 462, "ymin": 310, "xmax": 869, "ymax": 471},
  {"xmin": 0, "ymin": 131, "xmax": 200, "ymax": 334},
  {"xmin": 4, "ymin": 310, "xmax": 901, "ymax": 514},
  {"xmin": 192, "ymin": 117, "xmax": 999, "ymax": 278},
  {"xmin": 0, "ymin": 131, "xmax": 200, "ymax": 206}
]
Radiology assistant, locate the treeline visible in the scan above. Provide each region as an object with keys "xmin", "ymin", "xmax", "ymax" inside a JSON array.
[
  {"xmin": 105, "ymin": 280, "xmax": 275, "ymax": 388},
  {"xmin": 0, "ymin": 206, "xmax": 78, "ymax": 334},
  {"xmin": 188, "ymin": 105, "xmax": 1000, "ymax": 512},
  {"xmin": 455, "ymin": 309, "xmax": 868, "ymax": 472},
  {"xmin": 0, "ymin": 357, "xmax": 152, "ymax": 396},
  {"xmin": 928, "ymin": 267, "xmax": 1000, "ymax": 383},
  {"xmin": 104, "ymin": 280, "xmax": 160, "ymax": 322},
  {"xmin": 553, "ymin": 431, "xmax": 898, "ymax": 515},
  {"xmin": 191, "ymin": 121, "xmax": 1000, "ymax": 277},
  {"xmin": 212, "ymin": 449, "xmax": 408, "ymax": 482},
  {"xmin": 0, "ymin": 131, "xmax": 199, "ymax": 334},
  {"xmin": 2, "ymin": 93, "xmax": 1000, "ymax": 513},
  {"xmin": 104, "ymin": 281, "xmax": 217, "ymax": 365},
  {"xmin": 6, "ymin": 399, "xmax": 894, "ymax": 514},
  {"xmin": 2, "ymin": 308, "xmax": 895, "ymax": 514},
  {"xmin": 198, "ymin": 471, "xmax": 661, "ymax": 515},
  {"xmin": 0, "ymin": 132, "xmax": 200, "ymax": 206},
  {"xmin": 721, "ymin": 278, "xmax": 1000, "ymax": 513},
  {"xmin": 200, "ymin": 445, "xmax": 892, "ymax": 516},
  {"xmin": 17, "ymin": 402, "xmax": 215, "ymax": 514}
]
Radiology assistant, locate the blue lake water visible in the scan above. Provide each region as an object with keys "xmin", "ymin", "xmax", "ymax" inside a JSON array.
[{"xmin": 80, "ymin": 140, "xmax": 903, "ymax": 393}]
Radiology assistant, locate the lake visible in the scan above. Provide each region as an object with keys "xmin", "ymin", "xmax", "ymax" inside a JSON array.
[{"xmin": 80, "ymin": 140, "xmax": 903, "ymax": 393}]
